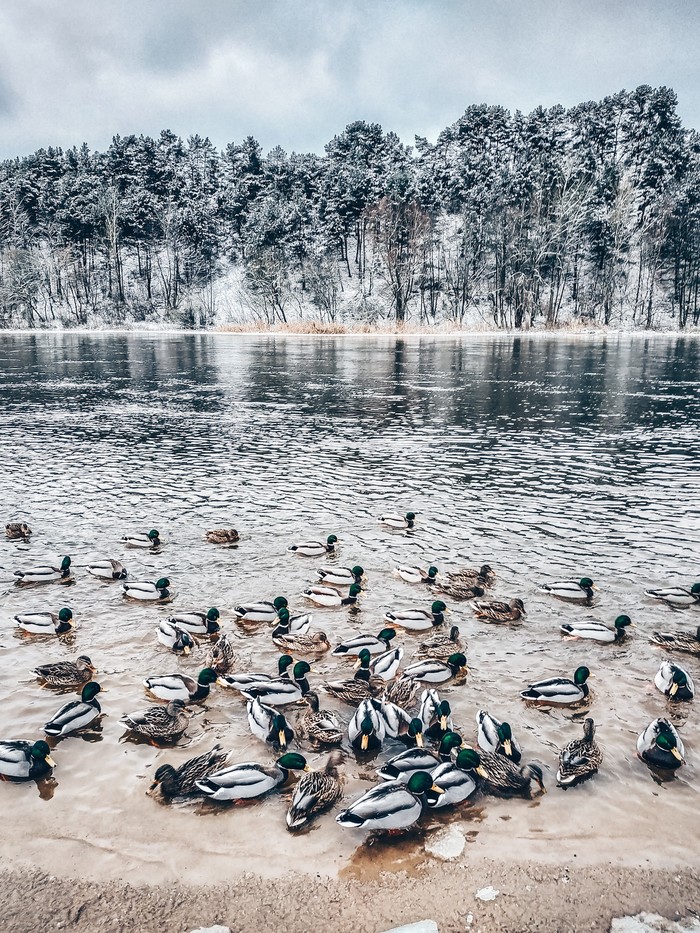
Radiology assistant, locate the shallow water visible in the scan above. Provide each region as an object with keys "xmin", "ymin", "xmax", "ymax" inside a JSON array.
[{"xmin": 0, "ymin": 332, "xmax": 699, "ymax": 883}]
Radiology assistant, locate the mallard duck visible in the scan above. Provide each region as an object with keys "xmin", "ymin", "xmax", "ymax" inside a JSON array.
[
  {"xmin": 241, "ymin": 661, "xmax": 312, "ymax": 706},
  {"xmin": 424, "ymin": 700, "xmax": 455, "ymax": 742},
  {"xmin": 317, "ymin": 565, "xmax": 364, "ymax": 586},
  {"xmin": 349, "ymin": 714, "xmax": 383, "ymax": 752},
  {"xmin": 15, "ymin": 608, "xmax": 73, "ymax": 636},
  {"xmin": 195, "ymin": 752, "xmax": 308, "ymax": 802},
  {"xmin": 121, "ymin": 699, "xmax": 190, "ymax": 741},
  {"xmin": 395, "ymin": 565, "xmax": 438, "ymax": 585},
  {"xmin": 246, "ymin": 697, "xmax": 294, "ymax": 750},
  {"xmin": 336, "ymin": 770, "xmax": 442, "ymax": 831},
  {"xmin": 205, "ymin": 528, "xmax": 239, "ymax": 545},
  {"xmin": 166, "ymin": 608, "xmax": 220, "ymax": 636},
  {"xmin": 384, "ymin": 600, "xmax": 447, "ymax": 632},
  {"xmin": 0, "ymin": 740, "xmax": 55, "ymax": 780},
  {"xmin": 369, "ymin": 646, "xmax": 404, "ymax": 681},
  {"xmin": 403, "ymin": 653, "xmax": 468, "ymax": 684},
  {"xmin": 377, "ymin": 732, "xmax": 463, "ymax": 782},
  {"xmin": 377, "ymin": 511, "xmax": 416, "ymax": 530},
  {"xmin": 148, "ymin": 745, "xmax": 230, "ymax": 797},
  {"xmin": 432, "ymin": 581, "xmax": 485, "ymax": 600},
  {"xmin": 649, "ymin": 626, "xmax": 700, "ymax": 656},
  {"xmin": 561, "ymin": 615, "xmax": 633, "ymax": 643},
  {"xmin": 233, "ymin": 597, "xmax": 288, "ymax": 624},
  {"xmin": 645, "ymin": 583, "xmax": 700, "ymax": 608},
  {"xmin": 299, "ymin": 692, "xmax": 343, "ymax": 746},
  {"xmin": 222, "ymin": 655, "xmax": 294, "ymax": 691},
  {"xmin": 374, "ymin": 698, "xmax": 412, "ymax": 739},
  {"xmin": 383, "ymin": 676, "xmax": 419, "ymax": 711},
  {"xmin": 123, "ymin": 529, "xmax": 161, "ymax": 549},
  {"xmin": 427, "ymin": 747, "xmax": 482, "ymax": 808},
  {"xmin": 288, "ymin": 535, "xmax": 338, "ymax": 557},
  {"xmin": 418, "ymin": 688, "xmax": 441, "ymax": 730},
  {"xmin": 348, "ymin": 698, "xmax": 387, "ymax": 751},
  {"xmin": 6, "ymin": 522, "xmax": 31, "ymax": 540},
  {"xmin": 332, "ymin": 628, "xmax": 396, "ymax": 657},
  {"xmin": 473, "ymin": 750, "xmax": 545, "ymax": 797},
  {"xmin": 473, "ymin": 598, "xmax": 526, "ymax": 623},
  {"xmin": 436, "ymin": 565, "xmax": 496, "ymax": 588},
  {"xmin": 86, "ymin": 559, "xmax": 127, "ymax": 580},
  {"xmin": 556, "ymin": 718, "xmax": 602, "ymax": 786},
  {"xmin": 43, "ymin": 682, "xmax": 103, "ymax": 737},
  {"xmin": 14, "ymin": 556, "xmax": 72, "ymax": 585},
  {"xmin": 207, "ymin": 634, "xmax": 238, "ymax": 674},
  {"xmin": 322, "ymin": 672, "xmax": 384, "ymax": 705},
  {"xmin": 273, "ymin": 607, "xmax": 312, "ymax": 635},
  {"xmin": 521, "ymin": 666, "xmax": 591, "ymax": 705},
  {"xmin": 395, "ymin": 717, "xmax": 426, "ymax": 747},
  {"xmin": 415, "ymin": 626, "xmax": 466, "ymax": 661},
  {"xmin": 144, "ymin": 668, "xmax": 223, "ymax": 703},
  {"xmin": 286, "ymin": 750, "xmax": 344, "ymax": 830},
  {"xmin": 302, "ymin": 583, "xmax": 361, "ymax": 608},
  {"xmin": 33, "ymin": 655, "xmax": 96, "ymax": 688},
  {"xmin": 476, "ymin": 711, "xmax": 522, "ymax": 763},
  {"xmin": 123, "ymin": 577, "xmax": 171, "ymax": 602},
  {"xmin": 654, "ymin": 662, "xmax": 695, "ymax": 701},
  {"xmin": 272, "ymin": 629, "xmax": 331, "ymax": 657},
  {"xmin": 637, "ymin": 718, "xmax": 685, "ymax": 770},
  {"xmin": 156, "ymin": 620, "xmax": 196, "ymax": 655},
  {"xmin": 539, "ymin": 578, "xmax": 596, "ymax": 602}
]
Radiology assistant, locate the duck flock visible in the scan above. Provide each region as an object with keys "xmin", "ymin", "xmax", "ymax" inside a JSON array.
[{"xmin": 2, "ymin": 515, "xmax": 698, "ymax": 837}]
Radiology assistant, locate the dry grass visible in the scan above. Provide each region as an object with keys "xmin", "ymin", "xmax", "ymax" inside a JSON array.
[{"xmin": 216, "ymin": 319, "xmax": 523, "ymax": 335}]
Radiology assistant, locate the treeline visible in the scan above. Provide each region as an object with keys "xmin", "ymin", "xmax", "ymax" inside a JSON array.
[{"xmin": 1, "ymin": 85, "xmax": 699, "ymax": 329}]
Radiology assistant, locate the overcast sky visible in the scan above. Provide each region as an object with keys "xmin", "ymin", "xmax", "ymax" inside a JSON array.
[{"xmin": 0, "ymin": 0, "xmax": 697, "ymax": 158}]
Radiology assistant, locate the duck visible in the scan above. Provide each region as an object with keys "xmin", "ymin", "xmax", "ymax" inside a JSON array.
[
  {"xmin": 384, "ymin": 600, "xmax": 447, "ymax": 632},
  {"xmin": 349, "ymin": 714, "xmax": 383, "ymax": 753},
  {"xmin": 123, "ymin": 529, "xmax": 161, "ymax": 549},
  {"xmin": 561, "ymin": 615, "xmax": 633, "ymax": 643},
  {"xmin": 374, "ymin": 698, "xmax": 412, "ymax": 739},
  {"xmin": 431, "ymin": 581, "xmax": 485, "ymax": 600},
  {"xmin": 222, "ymin": 655, "xmax": 295, "ymax": 691},
  {"xmin": 539, "ymin": 578, "xmax": 596, "ymax": 602},
  {"xmin": 383, "ymin": 676, "xmax": 419, "ymax": 711},
  {"xmin": 322, "ymin": 672, "xmax": 385, "ymax": 705},
  {"xmin": 195, "ymin": 752, "xmax": 308, "ymax": 802},
  {"xmin": 317, "ymin": 565, "xmax": 364, "ymax": 587},
  {"xmin": 424, "ymin": 700, "xmax": 455, "ymax": 742},
  {"xmin": 272, "ymin": 628, "xmax": 332, "ymax": 657},
  {"xmin": 395, "ymin": 565, "xmax": 438, "ymax": 585},
  {"xmin": 415, "ymin": 626, "xmax": 466, "ymax": 662},
  {"xmin": 476, "ymin": 711, "xmax": 522, "ymax": 763},
  {"xmin": 403, "ymin": 653, "xmax": 468, "ymax": 684},
  {"xmin": 246, "ymin": 697, "xmax": 294, "ymax": 750},
  {"xmin": 166, "ymin": 608, "xmax": 220, "ymax": 636},
  {"xmin": 288, "ymin": 535, "xmax": 338, "ymax": 557},
  {"xmin": 473, "ymin": 598, "xmax": 526, "ymax": 624},
  {"xmin": 337, "ymin": 770, "xmax": 442, "ymax": 831},
  {"xmin": 120, "ymin": 699, "xmax": 190, "ymax": 741},
  {"xmin": 15, "ymin": 608, "xmax": 74, "ymax": 636},
  {"xmin": 377, "ymin": 511, "xmax": 416, "ymax": 530},
  {"xmin": 205, "ymin": 528, "xmax": 239, "ymax": 545},
  {"xmin": 637, "ymin": 718, "xmax": 685, "ymax": 770},
  {"xmin": 395, "ymin": 717, "xmax": 426, "ymax": 747},
  {"xmin": 654, "ymin": 662, "xmax": 695, "ymax": 701},
  {"xmin": 418, "ymin": 688, "xmax": 442, "ymax": 730},
  {"xmin": 427, "ymin": 747, "xmax": 482, "ymax": 808},
  {"xmin": 233, "ymin": 597, "xmax": 288, "ymax": 624},
  {"xmin": 33, "ymin": 655, "xmax": 96, "ymax": 688},
  {"xmin": 241, "ymin": 661, "xmax": 312, "ymax": 706},
  {"xmin": 0, "ymin": 740, "xmax": 55, "ymax": 780},
  {"xmin": 469, "ymin": 749, "xmax": 545, "ymax": 797},
  {"xmin": 556, "ymin": 718, "xmax": 603, "ymax": 786},
  {"xmin": 299, "ymin": 692, "xmax": 343, "ymax": 747},
  {"xmin": 14, "ymin": 556, "xmax": 72, "ymax": 585},
  {"xmin": 86, "ymin": 559, "xmax": 127, "ymax": 580},
  {"xmin": 348, "ymin": 698, "xmax": 387, "ymax": 751},
  {"xmin": 332, "ymin": 628, "xmax": 396, "ymax": 657},
  {"xmin": 122, "ymin": 577, "xmax": 171, "ymax": 602},
  {"xmin": 302, "ymin": 583, "xmax": 361, "ymax": 608},
  {"xmin": 521, "ymin": 666, "xmax": 591, "ymax": 705},
  {"xmin": 6, "ymin": 522, "xmax": 31, "ymax": 540},
  {"xmin": 156, "ymin": 620, "xmax": 196, "ymax": 655},
  {"xmin": 649, "ymin": 626, "xmax": 700, "ymax": 656},
  {"xmin": 369, "ymin": 646, "xmax": 404, "ymax": 681},
  {"xmin": 377, "ymin": 732, "xmax": 463, "ymax": 782},
  {"xmin": 435, "ymin": 565, "xmax": 496, "ymax": 588},
  {"xmin": 143, "ymin": 668, "xmax": 223, "ymax": 703},
  {"xmin": 207, "ymin": 634, "xmax": 238, "ymax": 674},
  {"xmin": 286, "ymin": 750, "xmax": 344, "ymax": 830},
  {"xmin": 273, "ymin": 607, "xmax": 312, "ymax": 636},
  {"xmin": 43, "ymin": 682, "xmax": 103, "ymax": 737},
  {"xmin": 148, "ymin": 746, "xmax": 231, "ymax": 798},
  {"xmin": 645, "ymin": 583, "xmax": 700, "ymax": 608}
]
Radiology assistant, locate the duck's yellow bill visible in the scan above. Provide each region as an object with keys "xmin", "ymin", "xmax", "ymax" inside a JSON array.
[
  {"xmin": 430, "ymin": 784, "xmax": 445, "ymax": 794},
  {"xmin": 671, "ymin": 747, "xmax": 684, "ymax": 761},
  {"xmin": 45, "ymin": 755, "xmax": 57, "ymax": 767},
  {"xmin": 504, "ymin": 739, "xmax": 513, "ymax": 756},
  {"xmin": 361, "ymin": 734, "xmax": 369, "ymax": 751},
  {"xmin": 670, "ymin": 682, "xmax": 679, "ymax": 696},
  {"xmin": 279, "ymin": 731, "xmax": 287, "ymax": 747},
  {"xmin": 476, "ymin": 766, "xmax": 489, "ymax": 779}
]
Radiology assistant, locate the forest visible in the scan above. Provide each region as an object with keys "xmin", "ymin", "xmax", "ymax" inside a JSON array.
[{"xmin": 0, "ymin": 85, "xmax": 699, "ymax": 330}]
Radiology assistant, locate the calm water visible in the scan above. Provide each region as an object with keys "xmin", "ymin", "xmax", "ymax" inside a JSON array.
[{"xmin": 0, "ymin": 332, "xmax": 699, "ymax": 883}]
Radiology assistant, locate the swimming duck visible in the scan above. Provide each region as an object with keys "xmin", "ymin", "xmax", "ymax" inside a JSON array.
[
  {"xmin": 286, "ymin": 750, "xmax": 344, "ymax": 830},
  {"xmin": 302, "ymin": 583, "xmax": 361, "ymax": 608},
  {"xmin": 123, "ymin": 530, "xmax": 161, "ymax": 549},
  {"xmin": 195, "ymin": 752, "xmax": 308, "ymax": 802},
  {"xmin": 369, "ymin": 646, "xmax": 404, "ymax": 681},
  {"xmin": 233, "ymin": 597, "xmax": 288, "ymax": 624},
  {"xmin": 521, "ymin": 666, "xmax": 591, "ymax": 705},
  {"xmin": 383, "ymin": 676, "xmax": 419, "ymax": 711},
  {"xmin": 86, "ymin": 559, "xmax": 127, "ymax": 580},
  {"xmin": 246, "ymin": 697, "xmax": 295, "ymax": 750},
  {"xmin": 375, "ymin": 698, "xmax": 413, "ymax": 740},
  {"xmin": 166, "ymin": 608, "xmax": 220, "ymax": 637},
  {"xmin": 436, "ymin": 565, "xmax": 496, "ymax": 589},
  {"xmin": 332, "ymin": 628, "xmax": 396, "ymax": 657},
  {"xmin": 6, "ymin": 522, "xmax": 31, "ymax": 540},
  {"xmin": 144, "ymin": 668, "xmax": 223, "ymax": 703},
  {"xmin": 395, "ymin": 565, "xmax": 438, "ymax": 585},
  {"xmin": 33, "ymin": 655, "xmax": 96, "ymax": 688},
  {"xmin": 415, "ymin": 626, "xmax": 466, "ymax": 662},
  {"xmin": 15, "ymin": 608, "xmax": 74, "ymax": 636},
  {"xmin": 645, "ymin": 583, "xmax": 700, "ymax": 608},
  {"xmin": 637, "ymin": 718, "xmax": 685, "ymax": 770},
  {"xmin": 43, "ymin": 682, "xmax": 103, "ymax": 737},
  {"xmin": 14, "ymin": 556, "xmax": 72, "ymax": 585},
  {"xmin": 273, "ymin": 607, "xmax": 312, "ymax": 636},
  {"xmin": 349, "ymin": 714, "xmax": 384, "ymax": 753},
  {"xmin": 476, "ymin": 711, "xmax": 522, "ymax": 763},
  {"xmin": 561, "ymin": 615, "xmax": 633, "ymax": 643},
  {"xmin": 205, "ymin": 528, "xmax": 239, "ymax": 545},
  {"xmin": 348, "ymin": 698, "xmax": 387, "ymax": 751},
  {"xmin": 473, "ymin": 598, "xmax": 526, "ymax": 623},
  {"xmin": 299, "ymin": 692, "xmax": 343, "ymax": 747},
  {"xmin": 241, "ymin": 661, "xmax": 312, "ymax": 706},
  {"xmin": 272, "ymin": 628, "xmax": 332, "ymax": 657},
  {"xmin": 121, "ymin": 699, "xmax": 190, "ymax": 742},
  {"xmin": 317, "ymin": 565, "xmax": 364, "ymax": 587},
  {"xmin": 427, "ymin": 747, "xmax": 482, "ymax": 809},
  {"xmin": 556, "ymin": 718, "xmax": 602, "ymax": 787},
  {"xmin": 148, "ymin": 746, "xmax": 231, "ymax": 798},
  {"xmin": 207, "ymin": 633, "xmax": 238, "ymax": 674},
  {"xmin": 336, "ymin": 770, "xmax": 442, "ymax": 832},
  {"xmin": 222, "ymin": 655, "xmax": 294, "ymax": 691},
  {"xmin": 377, "ymin": 512, "xmax": 416, "ymax": 530},
  {"xmin": 403, "ymin": 653, "xmax": 468, "ymax": 684},
  {"xmin": 0, "ymin": 740, "xmax": 55, "ymax": 780},
  {"xmin": 424, "ymin": 700, "xmax": 455, "ymax": 742},
  {"xmin": 539, "ymin": 578, "xmax": 596, "ymax": 602},
  {"xmin": 431, "ymin": 581, "xmax": 485, "ymax": 600},
  {"xmin": 472, "ymin": 749, "xmax": 545, "ymax": 797},
  {"xmin": 395, "ymin": 717, "xmax": 426, "ymax": 747},
  {"xmin": 649, "ymin": 626, "xmax": 700, "ymax": 656},
  {"xmin": 156, "ymin": 620, "xmax": 196, "ymax": 655},
  {"xmin": 654, "ymin": 662, "xmax": 695, "ymax": 701},
  {"xmin": 123, "ymin": 577, "xmax": 171, "ymax": 602},
  {"xmin": 322, "ymin": 671, "xmax": 385, "ymax": 705},
  {"xmin": 418, "ymin": 688, "xmax": 442, "ymax": 730},
  {"xmin": 384, "ymin": 600, "xmax": 447, "ymax": 632},
  {"xmin": 288, "ymin": 535, "xmax": 338, "ymax": 557},
  {"xmin": 377, "ymin": 732, "xmax": 463, "ymax": 782}
]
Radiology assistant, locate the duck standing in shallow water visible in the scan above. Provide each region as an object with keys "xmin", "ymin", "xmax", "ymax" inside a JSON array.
[
  {"xmin": 539, "ymin": 577, "xmax": 596, "ymax": 602},
  {"xmin": 521, "ymin": 666, "xmax": 591, "ymax": 705},
  {"xmin": 637, "ymin": 718, "xmax": 685, "ymax": 770},
  {"xmin": 556, "ymin": 718, "xmax": 602, "ymax": 787},
  {"xmin": 286, "ymin": 750, "xmax": 344, "ymax": 830},
  {"xmin": 14, "ymin": 556, "xmax": 72, "ymax": 585},
  {"xmin": 123, "ymin": 577, "xmax": 171, "ymax": 602},
  {"xmin": 15, "ymin": 608, "xmax": 74, "ymax": 636},
  {"xmin": 123, "ymin": 530, "xmax": 161, "ymax": 549},
  {"xmin": 288, "ymin": 535, "xmax": 338, "ymax": 557}
]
